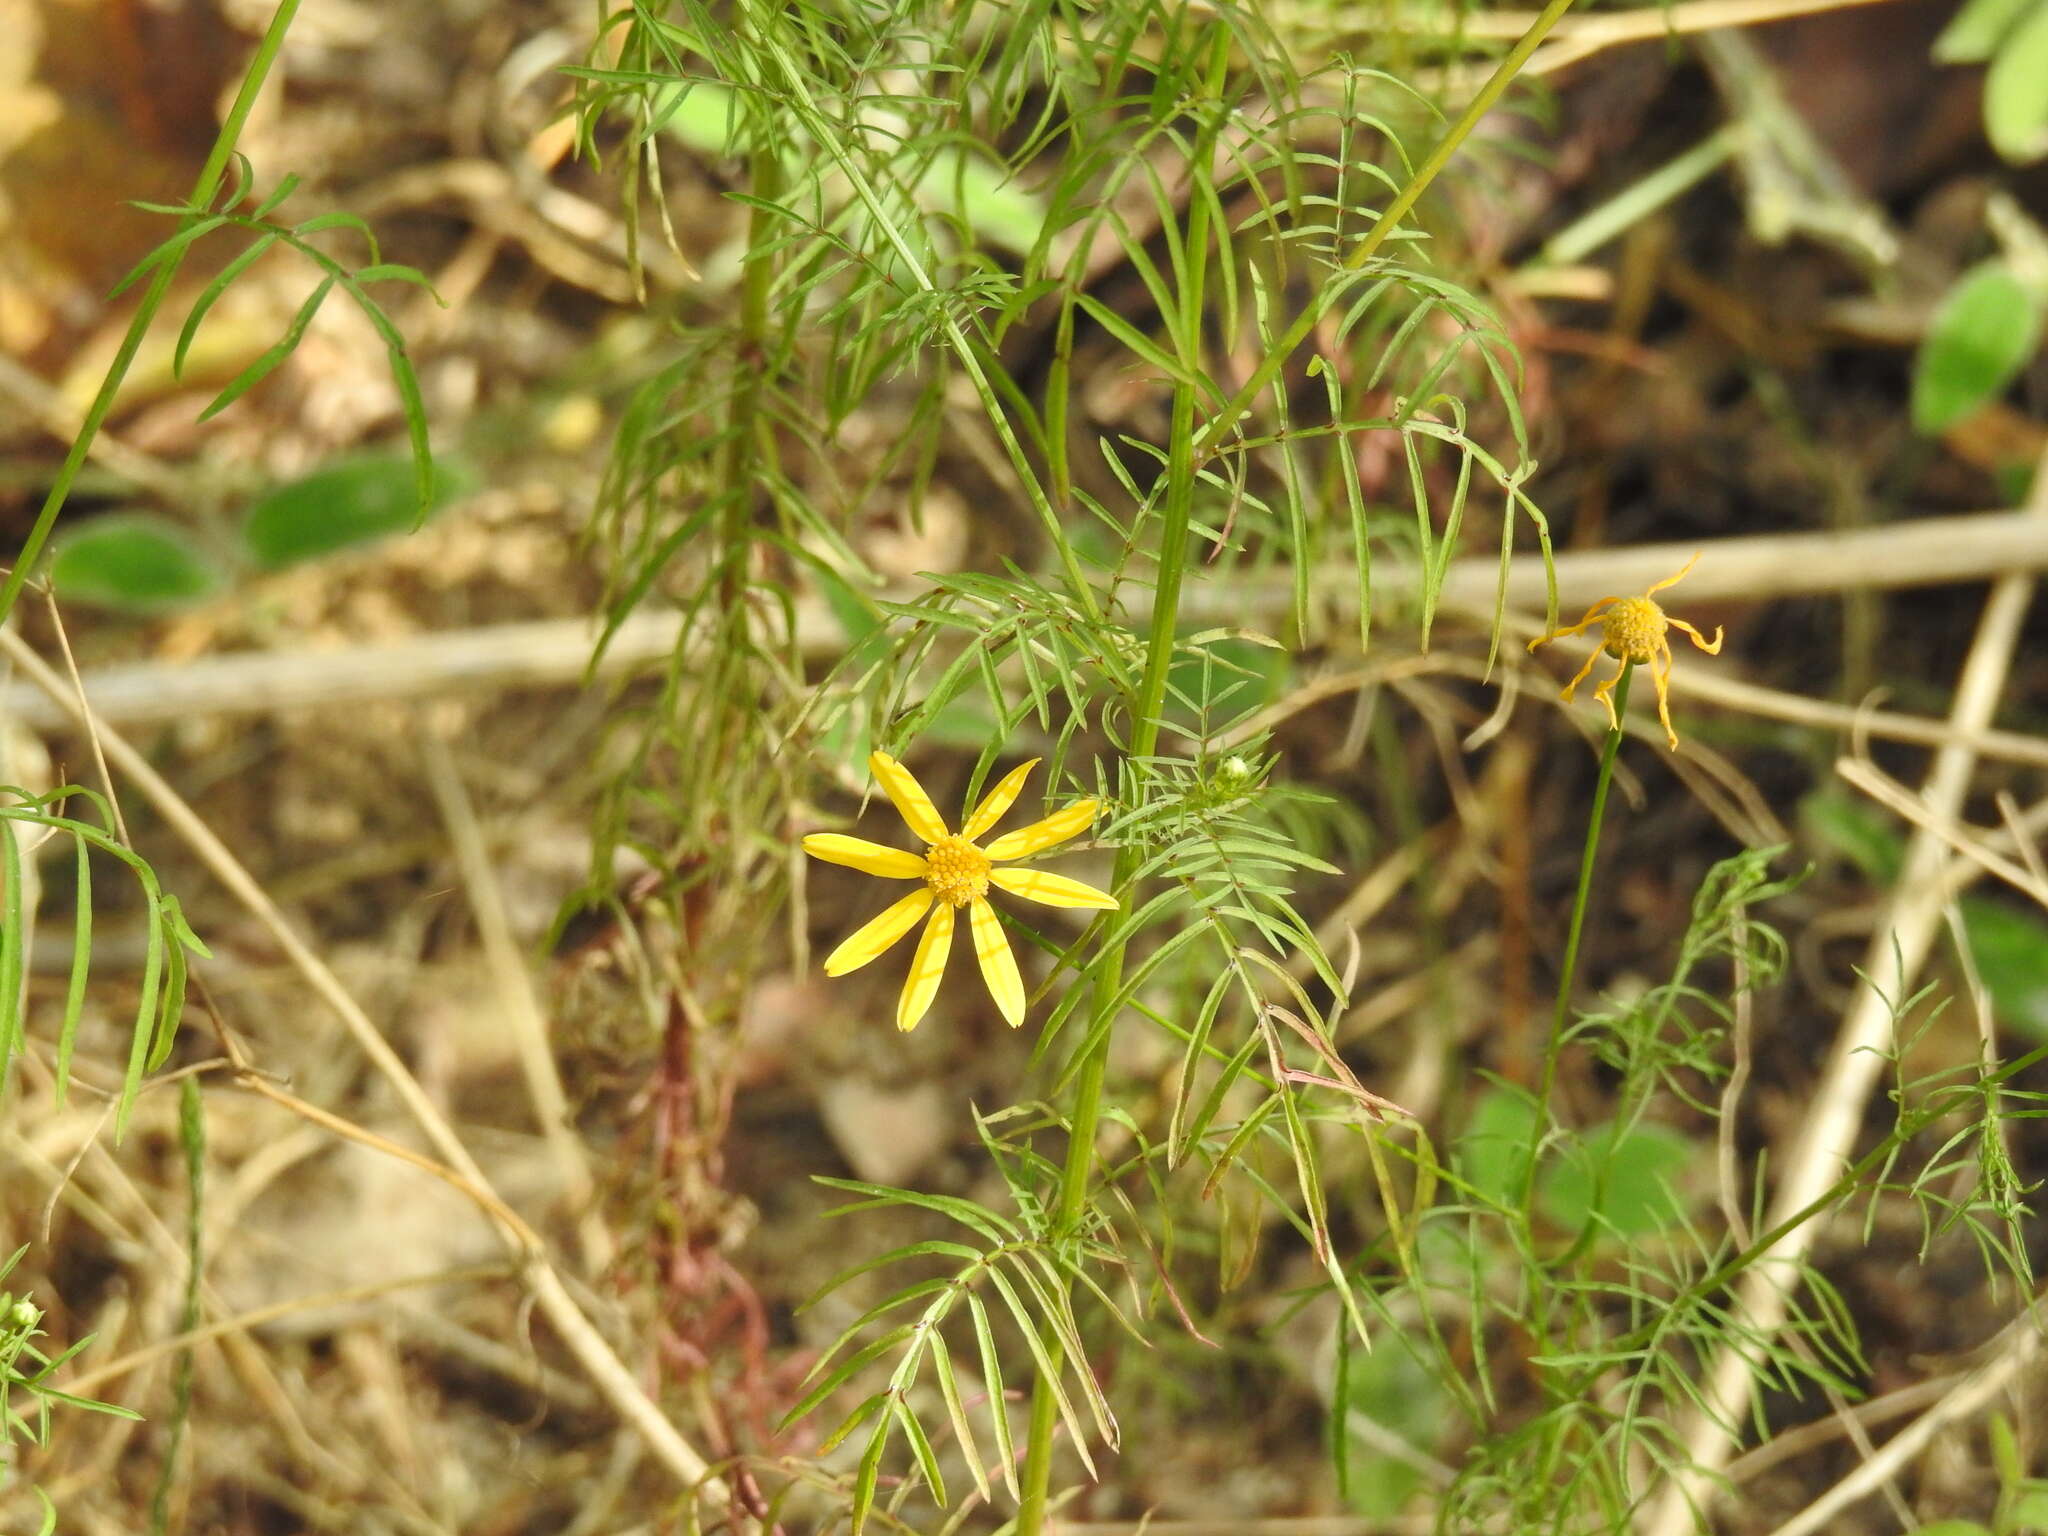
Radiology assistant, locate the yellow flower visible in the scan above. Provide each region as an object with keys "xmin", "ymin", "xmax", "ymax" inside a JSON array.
[
  {"xmin": 802, "ymin": 752, "xmax": 1118, "ymax": 1032},
  {"xmin": 1527, "ymin": 552, "xmax": 1724, "ymax": 751}
]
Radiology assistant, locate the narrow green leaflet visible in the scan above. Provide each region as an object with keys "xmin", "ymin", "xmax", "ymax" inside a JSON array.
[{"xmin": 1912, "ymin": 261, "xmax": 2047, "ymax": 432}]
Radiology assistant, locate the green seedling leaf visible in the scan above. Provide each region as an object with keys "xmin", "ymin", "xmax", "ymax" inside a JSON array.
[
  {"xmin": 1986, "ymin": 2, "xmax": 2048, "ymax": 160},
  {"xmin": 1540, "ymin": 1121, "xmax": 1695, "ymax": 1238},
  {"xmin": 657, "ymin": 79, "xmax": 743, "ymax": 158},
  {"xmin": 1454, "ymin": 1084, "xmax": 1541, "ymax": 1209},
  {"xmin": 917, "ymin": 146, "xmax": 1046, "ymax": 254},
  {"xmin": 1801, "ymin": 790, "xmax": 1905, "ymax": 884},
  {"xmin": 50, "ymin": 516, "xmax": 224, "ymax": 613},
  {"xmin": 1335, "ymin": 1339, "xmax": 1450, "ymax": 1519},
  {"xmin": 2006, "ymin": 1485, "xmax": 2048, "ymax": 1527},
  {"xmin": 1961, "ymin": 896, "xmax": 2048, "ymax": 1039},
  {"xmin": 1934, "ymin": 0, "xmax": 2040, "ymax": 60},
  {"xmin": 241, "ymin": 454, "xmax": 469, "ymax": 570},
  {"xmin": 1991, "ymin": 1411, "xmax": 2025, "ymax": 1486},
  {"xmin": 1902, "ymin": 1524, "xmax": 1993, "ymax": 1536},
  {"xmin": 1912, "ymin": 261, "xmax": 2047, "ymax": 432}
]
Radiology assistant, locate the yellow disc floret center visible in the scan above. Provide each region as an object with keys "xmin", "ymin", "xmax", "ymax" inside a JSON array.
[
  {"xmin": 1600, "ymin": 597, "xmax": 1669, "ymax": 662},
  {"xmin": 924, "ymin": 835, "xmax": 992, "ymax": 907}
]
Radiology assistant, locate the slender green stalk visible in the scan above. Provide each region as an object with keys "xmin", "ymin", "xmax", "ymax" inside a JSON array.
[
  {"xmin": 1519, "ymin": 663, "xmax": 1632, "ymax": 1214},
  {"xmin": 1013, "ymin": 27, "xmax": 1228, "ymax": 1528},
  {"xmin": 0, "ymin": 0, "xmax": 303, "ymax": 629},
  {"xmin": 1341, "ymin": 0, "xmax": 1579, "ymax": 275},
  {"xmin": 1014, "ymin": 7, "xmax": 1581, "ymax": 1527},
  {"xmin": 1513, "ymin": 665, "xmax": 1632, "ymax": 1504}
]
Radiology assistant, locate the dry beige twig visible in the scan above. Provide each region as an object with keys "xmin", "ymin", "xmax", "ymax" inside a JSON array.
[
  {"xmin": 1836, "ymin": 756, "xmax": 2048, "ymax": 911},
  {"xmin": 0, "ymin": 626, "xmax": 731, "ymax": 1509},
  {"xmin": 8, "ymin": 508, "xmax": 2048, "ymax": 730},
  {"xmin": 1764, "ymin": 1288, "xmax": 2048, "ymax": 1536},
  {"xmin": 1640, "ymin": 451, "xmax": 2048, "ymax": 1535},
  {"xmin": 421, "ymin": 730, "xmax": 614, "ymax": 1274}
]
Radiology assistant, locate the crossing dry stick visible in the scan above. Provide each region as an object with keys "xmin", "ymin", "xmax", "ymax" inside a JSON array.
[
  {"xmin": 0, "ymin": 626, "xmax": 734, "ymax": 1512},
  {"xmin": 1639, "ymin": 458, "xmax": 2048, "ymax": 1535}
]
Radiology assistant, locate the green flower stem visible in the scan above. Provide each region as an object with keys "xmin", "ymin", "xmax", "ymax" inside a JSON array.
[
  {"xmin": 1015, "ymin": 7, "xmax": 1581, "ymax": 1528},
  {"xmin": 0, "ymin": 0, "xmax": 303, "ymax": 630},
  {"xmin": 1520, "ymin": 662, "xmax": 1633, "ymax": 1215},
  {"xmin": 1014, "ymin": 21, "xmax": 1228, "ymax": 1523}
]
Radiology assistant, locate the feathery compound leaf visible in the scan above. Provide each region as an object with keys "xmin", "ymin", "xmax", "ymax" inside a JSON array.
[{"xmin": 814, "ymin": 1176, "xmax": 1022, "ymax": 1245}]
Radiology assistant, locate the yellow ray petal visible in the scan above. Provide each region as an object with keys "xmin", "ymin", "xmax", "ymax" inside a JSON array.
[
  {"xmin": 870, "ymin": 751, "xmax": 950, "ymax": 844},
  {"xmin": 982, "ymin": 798, "xmax": 1100, "ymax": 861},
  {"xmin": 802, "ymin": 833, "xmax": 928, "ymax": 879},
  {"xmin": 1644, "ymin": 551, "xmax": 1702, "ymax": 597},
  {"xmin": 968, "ymin": 896, "xmax": 1025, "ymax": 1027},
  {"xmin": 960, "ymin": 758, "xmax": 1039, "ymax": 842},
  {"xmin": 824, "ymin": 889, "xmax": 934, "ymax": 976},
  {"xmin": 990, "ymin": 866, "xmax": 1119, "ymax": 911},
  {"xmin": 897, "ymin": 901, "xmax": 955, "ymax": 1032}
]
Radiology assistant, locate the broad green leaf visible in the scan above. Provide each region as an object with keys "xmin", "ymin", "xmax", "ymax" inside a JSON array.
[
  {"xmin": 916, "ymin": 147, "xmax": 1046, "ymax": 254},
  {"xmin": 657, "ymin": 79, "xmax": 743, "ymax": 157},
  {"xmin": 809, "ymin": 558, "xmax": 883, "ymax": 644},
  {"xmin": 1991, "ymin": 1410, "xmax": 2024, "ymax": 1486},
  {"xmin": 1901, "ymin": 1524, "xmax": 1993, "ymax": 1536},
  {"xmin": 1934, "ymin": 0, "xmax": 2039, "ymax": 60},
  {"xmin": 1539, "ymin": 1121, "xmax": 1695, "ymax": 1237},
  {"xmin": 1912, "ymin": 261, "xmax": 2046, "ymax": 432},
  {"xmin": 50, "ymin": 516, "xmax": 224, "ymax": 613},
  {"xmin": 241, "ymin": 454, "xmax": 468, "ymax": 570},
  {"xmin": 2006, "ymin": 1486, "xmax": 2048, "ymax": 1526},
  {"xmin": 1986, "ymin": 1, "xmax": 2048, "ymax": 160},
  {"xmin": 1454, "ymin": 1085, "xmax": 1540, "ymax": 1209},
  {"xmin": 1800, "ymin": 790, "xmax": 1905, "ymax": 884},
  {"xmin": 1335, "ymin": 1339, "xmax": 1449, "ymax": 1519},
  {"xmin": 1961, "ymin": 896, "xmax": 2048, "ymax": 1038}
]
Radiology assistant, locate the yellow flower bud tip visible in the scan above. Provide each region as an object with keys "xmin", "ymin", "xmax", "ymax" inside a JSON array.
[
  {"xmin": 1528, "ymin": 552, "xmax": 1722, "ymax": 751},
  {"xmin": 803, "ymin": 750, "xmax": 1117, "ymax": 1028}
]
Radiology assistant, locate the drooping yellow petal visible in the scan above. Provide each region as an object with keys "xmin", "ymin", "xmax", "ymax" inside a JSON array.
[
  {"xmin": 990, "ymin": 866, "xmax": 1119, "ymax": 911},
  {"xmin": 802, "ymin": 833, "xmax": 927, "ymax": 879},
  {"xmin": 967, "ymin": 896, "xmax": 1025, "ymax": 1026},
  {"xmin": 982, "ymin": 798, "xmax": 1100, "ymax": 861},
  {"xmin": 870, "ymin": 752, "xmax": 950, "ymax": 845},
  {"xmin": 960, "ymin": 759, "xmax": 1039, "ymax": 842},
  {"xmin": 824, "ymin": 889, "xmax": 934, "ymax": 976},
  {"xmin": 1644, "ymin": 551, "xmax": 1702, "ymax": 598},
  {"xmin": 897, "ymin": 902, "xmax": 955, "ymax": 1032}
]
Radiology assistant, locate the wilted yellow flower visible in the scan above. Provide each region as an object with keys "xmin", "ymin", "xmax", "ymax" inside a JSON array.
[
  {"xmin": 1527, "ymin": 552, "xmax": 1724, "ymax": 751},
  {"xmin": 803, "ymin": 752, "xmax": 1118, "ymax": 1032}
]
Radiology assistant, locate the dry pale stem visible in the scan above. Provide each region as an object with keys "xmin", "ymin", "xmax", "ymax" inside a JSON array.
[
  {"xmin": 1641, "ymin": 450, "xmax": 2048, "ymax": 1535},
  {"xmin": 0, "ymin": 626, "xmax": 729, "ymax": 1508},
  {"xmin": 421, "ymin": 730, "xmax": 614, "ymax": 1273},
  {"xmin": 8, "ymin": 508, "xmax": 2048, "ymax": 730}
]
